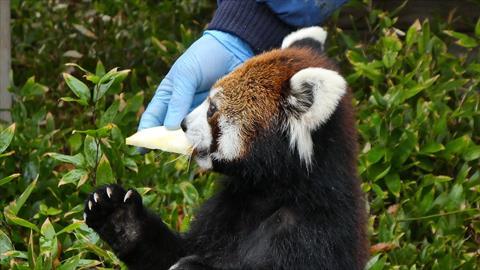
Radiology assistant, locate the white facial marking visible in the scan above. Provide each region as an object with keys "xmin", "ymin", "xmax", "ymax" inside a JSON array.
[
  {"xmin": 184, "ymin": 92, "xmax": 217, "ymax": 169},
  {"xmin": 106, "ymin": 187, "xmax": 112, "ymax": 198},
  {"xmin": 93, "ymin": 192, "xmax": 99, "ymax": 203},
  {"xmin": 88, "ymin": 200, "xmax": 93, "ymax": 210},
  {"xmin": 209, "ymin": 87, "xmax": 220, "ymax": 97},
  {"xmin": 185, "ymin": 100, "xmax": 212, "ymax": 148},
  {"xmin": 288, "ymin": 67, "xmax": 347, "ymax": 166},
  {"xmin": 212, "ymin": 116, "xmax": 242, "ymax": 161},
  {"xmin": 281, "ymin": 26, "xmax": 327, "ymax": 49}
]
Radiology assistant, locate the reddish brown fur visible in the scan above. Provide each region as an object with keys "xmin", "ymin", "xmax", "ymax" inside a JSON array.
[
  {"xmin": 212, "ymin": 48, "xmax": 338, "ymax": 157},
  {"xmin": 213, "ymin": 49, "xmax": 368, "ymax": 264}
]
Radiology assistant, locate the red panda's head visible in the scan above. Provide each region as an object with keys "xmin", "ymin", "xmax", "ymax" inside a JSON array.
[{"xmin": 183, "ymin": 27, "xmax": 350, "ymax": 176}]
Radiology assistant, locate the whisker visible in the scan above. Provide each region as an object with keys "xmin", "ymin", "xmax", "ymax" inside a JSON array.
[
  {"xmin": 186, "ymin": 142, "xmax": 200, "ymax": 173},
  {"xmin": 164, "ymin": 154, "xmax": 185, "ymax": 165}
]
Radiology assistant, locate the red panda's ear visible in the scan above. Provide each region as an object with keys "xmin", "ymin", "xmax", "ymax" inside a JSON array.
[
  {"xmin": 282, "ymin": 26, "xmax": 327, "ymax": 50},
  {"xmin": 285, "ymin": 67, "xmax": 347, "ymax": 165},
  {"xmin": 287, "ymin": 67, "xmax": 346, "ymax": 123}
]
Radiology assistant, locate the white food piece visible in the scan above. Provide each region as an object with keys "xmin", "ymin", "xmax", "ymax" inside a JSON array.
[{"xmin": 125, "ymin": 126, "xmax": 193, "ymax": 155}]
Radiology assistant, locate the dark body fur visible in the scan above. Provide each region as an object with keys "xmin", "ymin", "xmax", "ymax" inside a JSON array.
[{"xmin": 84, "ymin": 37, "xmax": 368, "ymax": 270}]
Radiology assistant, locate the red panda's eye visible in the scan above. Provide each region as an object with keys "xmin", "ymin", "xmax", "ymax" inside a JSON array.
[{"xmin": 207, "ymin": 103, "xmax": 217, "ymax": 118}]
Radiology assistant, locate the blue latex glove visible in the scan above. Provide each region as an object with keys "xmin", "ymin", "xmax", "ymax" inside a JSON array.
[{"xmin": 139, "ymin": 30, "xmax": 254, "ymax": 130}]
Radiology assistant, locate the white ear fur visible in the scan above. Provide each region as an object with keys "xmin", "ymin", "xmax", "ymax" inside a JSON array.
[
  {"xmin": 281, "ymin": 26, "xmax": 328, "ymax": 49},
  {"xmin": 287, "ymin": 67, "xmax": 347, "ymax": 166}
]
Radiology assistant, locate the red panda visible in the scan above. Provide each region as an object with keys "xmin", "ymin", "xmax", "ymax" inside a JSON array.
[{"xmin": 84, "ymin": 27, "xmax": 369, "ymax": 270}]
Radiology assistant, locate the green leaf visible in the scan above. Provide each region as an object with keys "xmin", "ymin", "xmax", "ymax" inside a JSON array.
[
  {"xmin": 445, "ymin": 135, "xmax": 470, "ymax": 155},
  {"xmin": 385, "ymin": 174, "xmax": 401, "ymax": 197},
  {"xmin": 124, "ymin": 157, "xmax": 138, "ymax": 173},
  {"xmin": 424, "ymin": 174, "xmax": 453, "ymax": 185},
  {"xmin": 65, "ymin": 63, "xmax": 92, "ymax": 74},
  {"xmin": 39, "ymin": 218, "xmax": 58, "ymax": 261},
  {"xmin": 10, "ymin": 178, "xmax": 37, "ymax": 215},
  {"xmin": 114, "ymin": 69, "xmax": 131, "ymax": 82},
  {"xmin": 39, "ymin": 204, "xmax": 62, "ymax": 216},
  {"xmin": 366, "ymin": 146, "xmax": 386, "ymax": 165},
  {"xmin": 4, "ymin": 212, "xmax": 39, "ymax": 232},
  {"xmin": 93, "ymin": 78, "xmax": 115, "ymax": 102},
  {"xmin": 475, "ymin": 18, "xmax": 480, "ymax": 37},
  {"xmin": 56, "ymin": 222, "xmax": 83, "ymax": 235},
  {"xmin": 98, "ymin": 67, "xmax": 121, "ymax": 84},
  {"xmin": 0, "ymin": 150, "xmax": 14, "ymax": 158},
  {"xmin": 406, "ymin": 20, "xmax": 421, "ymax": 46},
  {"xmin": 84, "ymin": 135, "xmax": 101, "ymax": 168},
  {"xmin": 73, "ymin": 124, "xmax": 114, "ymax": 138},
  {"xmin": 398, "ymin": 75, "xmax": 439, "ymax": 103},
  {"xmin": 463, "ymin": 145, "xmax": 480, "ymax": 161},
  {"xmin": 123, "ymin": 91, "xmax": 144, "ymax": 113},
  {"xmin": 46, "ymin": 153, "xmax": 85, "ymax": 167},
  {"xmin": 370, "ymin": 163, "xmax": 391, "ymax": 182},
  {"xmin": 96, "ymin": 155, "xmax": 115, "ymax": 185},
  {"xmin": 95, "ymin": 60, "xmax": 106, "ymax": 77},
  {"xmin": 445, "ymin": 184, "xmax": 464, "ymax": 210},
  {"xmin": 99, "ymin": 100, "xmax": 120, "ymax": 127},
  {"xmin": 365, "ymin": 254, "xmax": 386, "ymax": 270},
  {"xmin": 60, "ymin": 97, "xmax": 88, "ymax": 106},
  {"xmin": 57, "ymin": 255, "xmax": 81, "ymax": 270},
  {"xmin": 179, "ymin": 181, "xmax": 199, "ymax": 205},
  {"xmin": 0, "ymin": 173, "xmax": 20, "ymax": 186},
  {"xmin": 444, "ymin": 30, "xmax": 478, "ymax": 48},
  {"xmin": 0, "ymin": 229, "xmax": 13, "ymax": 263},
  {"xmin": 85, "ymin": 74, "xmax": 101, "ymax": 84},
  {"xmin": 382, "ymin": 35, "xmax": 402, "ymax": 52},
  {"xmin": 68, "ymin": 133, "xmax": 83, "ymax": 153},
  {"xmin": 392, "ymin": 130, "xmax": 416, "ymax": 167},
  {"xmin": 58, "ymin": 169, "xmax": 89, "ymax": 186},
  {"xmin": 27, "ymin": 231, "xmax": 36, "ymax": 269},
  {"xmin": 40, "ymin": 218, "xmax": 55, "ymax": 239},
  {"xmin": 0, "ymin": 123, "xmax": 16, "ymax": 154},
  {"xmin": 81, "ymin": 243, "xmax": 111, "ymax": 262},
  {"xmin": 20, "ymin": 77, "xmax": 48, "ymax": 96},
  {"xmin": 62, "ymin": 73, "xmax": 91, "ymax": 103},
  {"xmin": 421, "ymin": 141, "xmax": 444, "ymax": 154},
  {"xmin": 418, "ymin": 189, "xmax": 435, "ymax": 214},
  {"xmin": 382, "ymin": 51, "xmax": 397, "ymax": 68}
]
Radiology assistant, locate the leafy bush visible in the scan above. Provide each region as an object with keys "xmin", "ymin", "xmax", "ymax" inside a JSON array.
[
  {"xmin": 1, "ymin": 0, "xmax": 479, "ymax": 269},
  {"xmin": 327, "ymin": 2, "xmax": 480, "ymax": 269}
]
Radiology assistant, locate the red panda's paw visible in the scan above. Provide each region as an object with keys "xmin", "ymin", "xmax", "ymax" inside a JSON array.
[{"xmin": 84, "ymin": 184, "xmax": 144, "ymax": 253}]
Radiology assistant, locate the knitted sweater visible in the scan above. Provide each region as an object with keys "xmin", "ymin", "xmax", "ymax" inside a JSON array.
[{"xmin": 208, "ymin": 0, "xmax": 347, "ymax": 53}]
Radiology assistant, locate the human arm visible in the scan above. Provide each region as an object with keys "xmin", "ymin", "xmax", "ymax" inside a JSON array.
[
  {"xmin": 257, "ymin": 0, "xmax": 348, "ymax": 27},
  {"xmin": 139, "ymin": 0, "xmax": 347, "ymax": 131},
  {"xmin": 138, "ymin": 30, "xmax": 253, "ymax": 130}
]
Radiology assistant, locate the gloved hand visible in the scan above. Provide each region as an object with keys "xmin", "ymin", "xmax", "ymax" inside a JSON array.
[{"xmin": 138, "ymin": 30, "xmax": 254, "ymax": 131}]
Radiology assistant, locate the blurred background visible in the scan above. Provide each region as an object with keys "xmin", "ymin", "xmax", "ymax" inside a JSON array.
[{"xmin": 0, "ymin": 0, "xmax": 479, "ymax": 269}]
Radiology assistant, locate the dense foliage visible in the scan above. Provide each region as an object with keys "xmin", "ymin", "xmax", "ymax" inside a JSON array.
[{"xmin": 1, "ymin": 0, "xmax": 479, "ymax": 269}]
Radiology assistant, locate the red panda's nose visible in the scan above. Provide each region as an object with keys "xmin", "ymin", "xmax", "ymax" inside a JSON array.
[{"xmin": 180, "ymin": 119, "xmax": 187, "ymax": 132}]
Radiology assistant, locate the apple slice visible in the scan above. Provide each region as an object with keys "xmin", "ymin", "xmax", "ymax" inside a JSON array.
[{"xmin": 126, "ymin": 126, "xmax": 193, "ymax": 155}]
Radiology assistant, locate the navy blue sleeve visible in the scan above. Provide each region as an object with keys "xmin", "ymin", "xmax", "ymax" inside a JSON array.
[
  {"xmin": 257, "ymin": 0, "xmax": 348, "ymax": 26},
  {"xmin": 208, "ymin": 0, "xmax": 295, "ymax": 53},
  {"xmin": 208, "ymin": 0, "xmax": 347, "ymax": 53}
]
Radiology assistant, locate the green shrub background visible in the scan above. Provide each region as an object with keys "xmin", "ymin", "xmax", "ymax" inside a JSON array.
[{"xmin": 1, "ymin": 0, "xmax": 479, "ymax": 269}]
